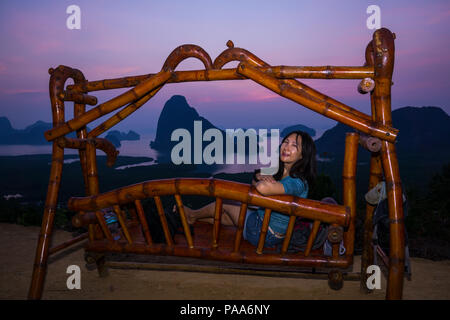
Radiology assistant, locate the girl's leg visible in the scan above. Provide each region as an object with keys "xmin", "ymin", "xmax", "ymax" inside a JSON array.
[{"xmin": 182, "ymin": 202, "xmax": 241, "ymax": 226}]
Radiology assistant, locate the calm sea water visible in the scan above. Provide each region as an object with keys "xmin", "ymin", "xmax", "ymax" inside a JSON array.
[
  {"xmin": 0, "ymin": 134, "xmax": 158, "ymax": 157},
  {"xmin": 0, "ymin": 134, "xmax": 262, "ymax": 174}
]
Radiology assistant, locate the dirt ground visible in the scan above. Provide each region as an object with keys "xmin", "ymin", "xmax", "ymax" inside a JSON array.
[{"xmin": 1, "ymin": 223, "xmax": 449, "ymax": 300}]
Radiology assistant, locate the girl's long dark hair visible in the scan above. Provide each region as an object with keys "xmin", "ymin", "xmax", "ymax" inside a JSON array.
[{"xmin": 273, "ymin": 130, "xmax": 317, "ymax": 188}]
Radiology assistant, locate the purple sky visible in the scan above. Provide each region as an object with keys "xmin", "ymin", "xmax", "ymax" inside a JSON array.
[{"xmin": 0, "ymin": 0, "xmax": 449, "ymax": 135}]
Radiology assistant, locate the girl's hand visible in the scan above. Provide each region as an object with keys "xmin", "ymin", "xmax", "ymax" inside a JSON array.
[{"xmin": 258, "ymin": 175, "xmax": 276, "ymax": 183}]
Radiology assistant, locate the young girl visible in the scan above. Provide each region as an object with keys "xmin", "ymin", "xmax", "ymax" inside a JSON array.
[{"xmin": 183, "ymin": 130, "xmax": 317, "ymax": 248}]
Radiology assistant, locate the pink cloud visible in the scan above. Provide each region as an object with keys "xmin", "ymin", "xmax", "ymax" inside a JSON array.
[{"xmin": 0, "ymin": 88, "xmax": 47, "ymax": 95}]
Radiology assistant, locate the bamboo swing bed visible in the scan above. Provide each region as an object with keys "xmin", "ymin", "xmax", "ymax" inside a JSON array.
[{"xmin": 28, "ymin": 28, "xmax": 406, "ymax": 300}]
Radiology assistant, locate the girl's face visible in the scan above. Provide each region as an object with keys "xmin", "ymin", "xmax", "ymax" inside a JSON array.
[{"xmin": 280, "ymin": 133, "xmax": 302, "ymax": 165}]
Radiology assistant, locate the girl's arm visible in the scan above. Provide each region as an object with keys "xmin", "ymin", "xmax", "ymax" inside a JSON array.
[
  {"xmin": 252, "ymin": 169, "xmax": 283, "ymax": 193},
  {"xmin": 256, "ymin": 176, "xmax": 307, "ymax": 197},
  {"xmin": 255, "ymin": 178, "xmax": 285, "ymax": 196}
]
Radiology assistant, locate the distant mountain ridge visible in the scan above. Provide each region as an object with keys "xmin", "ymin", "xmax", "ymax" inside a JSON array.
[
  {"xmin": 105, "ymin": 130, "xmax": 140, "ymax": 148},
  {"xmin": 150, "ymin": 95, "xmax": 221, "ymax": 152},
  {"xmin": 281, "ymin": 124, "xmax": 315, "ymax": 138},
  {"xmin": 150, "ymin": 95, "xmax": 225, "ymax": 163},
  {"xmin": 0, "ymin": 117, "xmax": 139, "ymax": 146},
  {"xmin": 0, "ymin": 117, "xmax": 52, "ymax": 145},
  {"xmin": 314, "ymin": 106, "xmax": 450, "ymax": 161}
]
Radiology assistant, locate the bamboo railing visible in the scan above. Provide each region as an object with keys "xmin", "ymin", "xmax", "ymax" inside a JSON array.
[
  {"xmin": 28, "ymin": 27, "xmax": 405, "ymax": 300},
  {"xmin": 66, "ymin": 177, "xmax": 351, "ymax": 267}
]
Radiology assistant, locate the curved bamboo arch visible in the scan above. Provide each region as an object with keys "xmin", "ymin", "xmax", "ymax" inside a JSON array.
[{"xmin": 28, "ymin": 27, "xmax": 405, "ymax": 300}]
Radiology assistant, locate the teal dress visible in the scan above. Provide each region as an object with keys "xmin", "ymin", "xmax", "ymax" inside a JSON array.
[
  {"xmin": 255, "ymin": 175, "xmax": 309, "ymax": 234},
  {"xmin": 244, "ymin": 175, "xmax": 308, "ymax": 247}
]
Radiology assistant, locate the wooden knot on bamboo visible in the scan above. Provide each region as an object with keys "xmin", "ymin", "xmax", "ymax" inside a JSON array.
[
  {"xmin": 327, "ymin": 225, "xmax": 344, "ymax": 244},
  {"xmin": 72, "ymin": 211, "xmax": 97, "ymax": 228},
  {"xmin": 357, "ymin": 78, "xmax": 375, "ymax": 94},
  {"xmin": 359, "ymin": 132, "xmax": 381, "ymax": 153},
  {"xmin": 328, "ymin": 270, "xmax": 344, "ymax": 290},
  {"xmin": 226, "ymin": 40, "xmax": 234, "ymax": 48}
]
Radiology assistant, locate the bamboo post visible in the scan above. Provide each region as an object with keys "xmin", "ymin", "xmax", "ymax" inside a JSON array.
[
  {"xmin": 95, "ymin": 211, "xmax": 114, "ymax": 241},
  {"xmin": 174, "ymin": 194, "xmax": 194, "ymax": 248},
  {"xmin": 28, "ymin": 65, "xmax": 87, "ymax": 300},
  {"xmin": 153, "ymin": 196, "xmax": 174, "ymax": 247},
  {"xmin": 280, "ymin": 216, "xmax": 296, "ymax": 254},
  {"xmin": 304, "ymin": 221, "xmax": 321, "ymax": 257},
  {"xmin": 212, "ymin": 197, "xmax": 223, "ymax": 249},
  {"xmin": 134, "ymin": 200, "xmax": 153, "ymax": 245},
  {"xmin": 113, "ymin": 205, "xmax": 133, "ymax": 244},
  {"xmin": 372, "ymin": 28, "xmax": 405, "ymax": 300},
  {"xmin": 361, "ymin": 39, "xmax": 384, "ymax": 293},
  {"xmin": 127, "ymin": 205, "xmax": 139, "ymax": 223},
  {"xmin": 361, "ymin": 153, "xmax": 383, "ymax": 293},
  {"xmin": 72, "ymin": 86, "xmax": 90, "ymax": 195},
  {"xmin": 85, "ymin": 140, "xmax": 100, "ymax": 242},
  {"xmin": 256, "ymin": 209, "xmax": 272, "ymax": 254},
  {"xmin": 342, "ymin": 132, "xmax": 359, "ymax": 261},
  {"xmin": 233, "ymin": 203, "xmax": 248, "ymax": 252}
]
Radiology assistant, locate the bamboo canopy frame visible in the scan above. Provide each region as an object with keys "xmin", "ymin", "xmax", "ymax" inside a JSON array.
[{"xmin": 28, "ymin": 28, "xmax": 405, "ymax": 300}]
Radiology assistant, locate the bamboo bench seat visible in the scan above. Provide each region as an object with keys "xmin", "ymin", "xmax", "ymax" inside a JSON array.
[{"xmin": 68, "ymin": 178, "xmax": 353, "ymax": 275}]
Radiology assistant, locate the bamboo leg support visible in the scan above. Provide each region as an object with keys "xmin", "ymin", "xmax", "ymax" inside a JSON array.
[
  {"xmin": 74, "ymin": 98, "xmax": 90, "ymax": 195},
  {"xmin": 28, "ymin": 65, "xmax": 87, "ymax": 300},
  {"xmin": 28, "ymin": 143, "xmax": 64, "ymax": 299},
  {"xmin": 342, "ymin": 132, "xmax": 359, "ymax": 261},
  {"xmin": 372, "ymin": 28, "xmax": 405, "ymax": 300},
  {"xmin": 360, "ymin": 153, "xmax": 383, "ymax": 293}
]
